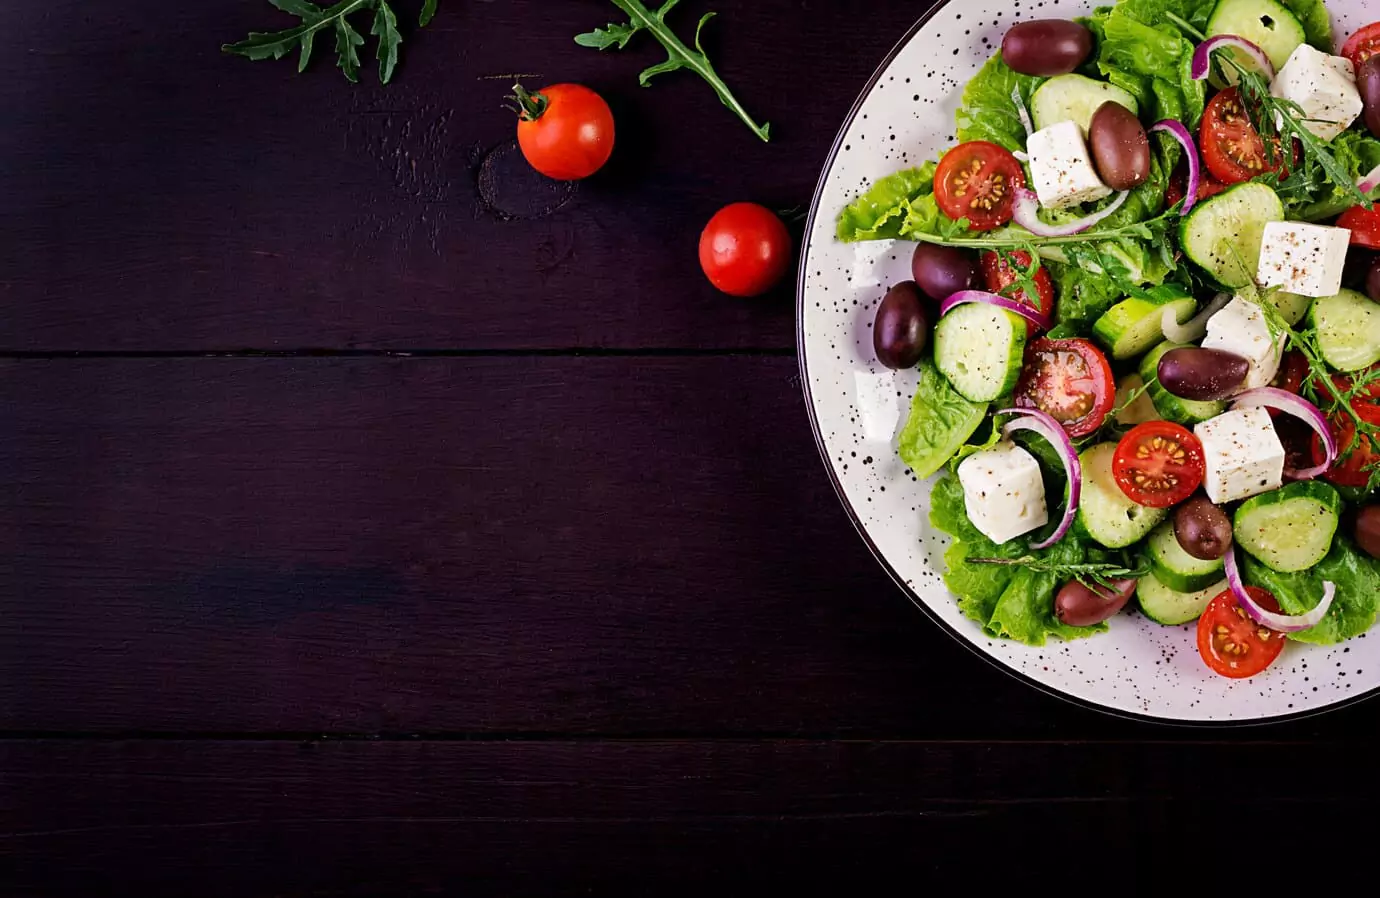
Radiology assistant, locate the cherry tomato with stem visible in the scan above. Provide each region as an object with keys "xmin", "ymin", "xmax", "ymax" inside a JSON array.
[
  {"xmin": 511, "ymin": 82, "xmax": 615, "ymax": 181},
  {"xmin": 698, "ymin": 203, "xmax": 792, "ymax": 298},
  {"xmin": 934, "ymin": 141, "xmax": 1026, "ymax": 231}
]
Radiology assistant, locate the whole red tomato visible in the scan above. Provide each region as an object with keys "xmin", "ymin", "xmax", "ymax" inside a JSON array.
[
  {"xmin": 698, "ymin": 203, "xmax": 792, "ymax": 297},
  {"xmin": 513, "ymin": 83, "xmax": 615, "ymax": 181}
]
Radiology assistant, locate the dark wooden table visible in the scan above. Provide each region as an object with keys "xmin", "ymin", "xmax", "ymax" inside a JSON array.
[{"xmin": 3, "ymin": 1, "xmax": 1378, "ymax": 893}]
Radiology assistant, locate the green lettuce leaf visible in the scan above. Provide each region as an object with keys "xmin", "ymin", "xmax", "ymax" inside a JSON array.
[
  {"xmin": 1291, "ymin": 131, "xmax": 1380, "ymax": 220},
  {"xmin": 898, "ymin": 358, "xmax": 988, "ymax": 479},
  {"xmin": 835, "ymin": 164, "xmax": 935, "ymax": 242},
  {"xmin": 1085, "ymin": 1, "xmax": 1206, "ymax": 129},
  {"xmin": 929, "ymin": 475, "xmax": 1109, "ymax": 646},
  {"xmin": 954, "ymin": 54, "xmax": 1043, "ymax": 154},
  {"xmin": 1045, "ymin": 258, "xmax": 1125, "ymax": 331},
  {"xmin": 1241, "ymin": 538, "xmax": 1380, "ymax": 645},
  {"xmin": 1280, "ymin": 0, "xmax": 1335, "ymax": 52}
]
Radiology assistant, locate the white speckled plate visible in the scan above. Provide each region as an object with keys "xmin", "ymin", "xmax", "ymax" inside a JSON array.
[{"xmin": 798, "ymin": 0, "xmax": 1380, "ymax": 723}]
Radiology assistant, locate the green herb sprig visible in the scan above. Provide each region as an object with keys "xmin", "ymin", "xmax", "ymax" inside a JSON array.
[
  {"xmin": 967, "ymin": 555, "xmax": 1150, "ymax": 592},
  {"xmin": 224, "ymin": 0, "xmax": 432, "ymax": 84},
  {"xmin": 576, "ymin": 0, "xmax": 770, "ymax": 142}
]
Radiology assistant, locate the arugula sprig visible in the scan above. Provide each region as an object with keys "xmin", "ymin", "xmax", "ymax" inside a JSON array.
[
  {"xmin": 908, "ymin": 206, "xmax": 1177, "ymax": 251},
  {"xmin": 968, "ymin": 554, "xmax": 1150, "ymax": 592},
  {"xmin": 223, "ymin": 0, "xmax": 428, "ymax": 84},
  {"xmin": 576, "ymin": 0, "xmax": 770, "ymax": 142}
]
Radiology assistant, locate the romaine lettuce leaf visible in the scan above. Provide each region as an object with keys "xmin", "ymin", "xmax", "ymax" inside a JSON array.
[
  {"xmin": 1281, "ymin": 0, "xmax": 1334, "ymax": 52},
  {"xmin": 1241, "ymin": 538, "xmax": 1380, "ymax": 645},
  {"xmin": 835, "ymin": 164, "xmax": 935, "ymax": 242},
  {"xmin": 954, "ymin": 54, "xmax": 1043, "ymax": 154},
  {"xmin": 897, "ymin": 358, "xmax": 988, "ymax": 479},
  {"xmin": 1085, "ymin": 1, "xmax": 1206, "ymax": 129}
]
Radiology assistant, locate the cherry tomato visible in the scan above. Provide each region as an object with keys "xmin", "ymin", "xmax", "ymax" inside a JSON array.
[
  {"xmin": 1338, "ymin": 206, "xmax": 1380, "ymax": 250},
  {"xmin": 1111, "ymin": 421, "xmax": 1205, "ymax": 508},
  {"xmin": 1014, "ymin": 338, "xmax": 1116, "ymax": 438},
  {"xmin": 1272, "ymin": 350, "xmax": 1309, "ymax": 396},
  {"xmin": 1311, "ymin": 387, "xmax": 1380, "ymax": 488},
  {"xmin": 1197, "ymin": 587, "xmax": 1287, "ymax": 678},
  {"xmin": 980, "ymin": 251, "xmax": 1052, "ymax": 336},
  {"xmin": 1165, "ymin": 164, "xmax": 1228, "ymax": 208},
  {"xmin": 698, "ymin": 203, "xmax": 791, "ymax": 298},
  {"xmin": 513, "ymin": 83, "xmax": 615, "ymax": 181},
  {"xmin": 1343, "ymin": 22, "xmax": 1380, "ymax": 69},
  {"xmin": 934, "ymin": 141, "xmax": 1026, "ymax": 231},
  {"xmin": 1200, "ymin": 88, "xmax": 1292, "ymax": 185}
]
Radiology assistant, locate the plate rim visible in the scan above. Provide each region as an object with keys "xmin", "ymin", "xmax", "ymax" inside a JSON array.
[{"xmin": 794, "ymin": 0, "xmax": 1380, "ymax": 727}]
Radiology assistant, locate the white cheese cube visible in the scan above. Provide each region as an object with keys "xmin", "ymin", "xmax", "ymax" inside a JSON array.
[
  {"xmin": 957, "ymin": 441, "xmax": 1049, "ymax": 545},
  {"xmin": 1271, "ymin": 44, "xmax": 1364, "ymax": 141},
  {"xmin": 1027, "ymin": 121, "xmax": 1113, "ymax": 211},
  {"xmin": 1200, "ymin": 296, "xmax": 1286, "ymax": 391},
  {"xmin": 1257, "ymin": 221, "xmax": 1351, "ymax": 298},
  {"xmin": 1194, "ymin": 408, "xmax": 1286, "ymax": 504}
]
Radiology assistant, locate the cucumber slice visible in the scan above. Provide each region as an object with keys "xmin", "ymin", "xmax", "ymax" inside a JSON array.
[
  {"xmin": 1137, "ymin": 572, "xmax": 1227, "ymax": 626},
  {"xmin": 933, "ymin": 303, "xmax": 1027, "ymax": 402},
  {"xmin": 1092, "ymin": 286, "xmax": 1198, "ymax": 361},
  {"xmin": 1263, "ymin": 289, "xmax": 1312, "ymax": 327},
  {"xmin": 1139, "ymin": 341, "xmax": 1227, "ymax": 426},
  {"xmin": 1309, "ymin": 289, "xmax": 1380, "ymax": 372},
  {"xmin": 1146, "ymin": 522, "xmax": 1226, "ymax": 592},
  {"xmin": 1234, "ymin": 481, "xmax": 1342, "ymax": 573},
  {"xmin": 1030, "ymin": 74, "xmax": 1139, "ymax": 134},
  {"xmin": 1074, "ymin": 443, "xmax": 1170, "ymax": 549},
  {"xmin": 1115, "ymin": 374, "xmax": 1161, "ymax": 427},
  {"xmin": 1180, "ymin": 183, "xmax": 1285, "ymax": 288},
  {"xmin": 1206, "ymin": 0, "xmax": 1307, "ymax": 71}
]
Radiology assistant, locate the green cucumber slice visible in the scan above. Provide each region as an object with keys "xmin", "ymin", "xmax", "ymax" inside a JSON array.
[
  {"xmin": 1137, "ymin": 572, "xmax": 1227, "ymax": 626},
  {"xmin": 1147, "ymin": 522, "xmax": 1226, "ymax": 592},
  {"xmin": 933, "ymin": 303, "xmax": 1027, "ymax": 403},
  {"xmin": 1074, "ymin": 443, "xmax": 1169, "ymax": 549},
  {"xmin": 1180, "ymin": 183, "xmax": 1285, "ymax": 288},
  {"xmin": 1092, "ymin": 286, "xmax": 1197, "ymax": 361},
  {"xmin": 1309, "ymin": 289, "xmax": 1380, "ymax": 372},
  {"xmin": 1139, "ymin": 341, "xmax": 1227, "ymax": 426},
  {"xmin": 1233, "ymin": 481, "xmax": 1342, "ymax": 573},
  {"xmin": 1263, "ymin": 289, "xmax": 1312, "ymax": 327},
  {"xmin": 1030, "ymin": 74, "xmax": 1139, "ymax": 134},
  {"xmin": 1206, "ymin": 0, "xmax": 1307, "ymax": 71}
]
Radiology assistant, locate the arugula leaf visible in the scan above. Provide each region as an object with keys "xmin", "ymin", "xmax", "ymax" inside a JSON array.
[
  {"xmin": 420, "ymin": 0, "xmax": 439, "ymax": 28},
  {"xmin": 224, "ymin": 0, "xmax": 434, "ymax": 84},
  {"xmin": 897, "ymin": 358, "xmax": 988, "ymax": 479},
  {"xmin": 576, "ymin": 0, "xmax": 770, "ymax": 142},
  {"xmin": 954, "ymin": 55, "xmax": 1042, "ymax": 154}
]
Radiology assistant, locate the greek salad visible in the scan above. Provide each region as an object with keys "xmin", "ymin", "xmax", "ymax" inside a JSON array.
[{"xmin": 837, "ymin": 0, "xmax": 1380, "ymax": 678}]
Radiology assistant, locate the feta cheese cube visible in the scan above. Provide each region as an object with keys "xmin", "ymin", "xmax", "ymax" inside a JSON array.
[
  {"xmin": 1027, "ymin": 121, "xmax": 1113, "ymax": 211},
  {"xmin": 1257, "ymin": 221, "xmax": 1351, "ymax": 298},
  {"xmin": 1200, "ymin": 296, "xmax": 1286, "ymax": 390},
  {"xmin": 1194, "ymin": 408, "xmax": 1286, "ymax": 504},
  {"xmin": 957, "ymin": 441, "xmax": 1049, "ymax": 545},
  {"xmin": 1271, "ymin": 44, "xmax": 1364, "ymax": 141}
]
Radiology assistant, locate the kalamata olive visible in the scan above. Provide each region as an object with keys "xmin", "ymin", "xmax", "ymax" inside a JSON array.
[
  {"xmin": 1001, "ymin": 20, "xmax": 1094, "ymax": 77},
  {"xmin": 1054, "ymin": 578, "xmax": 1137, "ymax": 627},
  {"xmin": 1357, "ymin": 506, "xmax": 1380, "ymax": 559},
  {"xmin": 1089, "ymin": 102, "xmax": 1151, "ymax": 191},
  {"xmin": 1358, "ymin": 57, "xmax": 1380, "ymax": 139},
  {"xmin": 1368, "ymin": 257, "xmax": 1380, "ymax": 304},
  {"xmin": 874, "ymin": 281, "xmax": 930, "ymax": 370},
  {"xmin": 1174, "ymin": 496, "xmax": 1234, "ymax": 561},
  {"xmin": 911, "ymin": 243, "xmax": 979, "ymax": 302},
  {"xmin": 1157, "ymin": 347, "xmax": 1251, "ymax": 402}
]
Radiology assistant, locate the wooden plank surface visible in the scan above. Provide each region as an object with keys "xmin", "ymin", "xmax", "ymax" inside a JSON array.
[
  {"xmin": 0, "ymin": 0, "xmax": 920, "ymax": 352},
  {"xmin": 4, "ymin": 739, "xmax": 1377, "ymax": 895}
]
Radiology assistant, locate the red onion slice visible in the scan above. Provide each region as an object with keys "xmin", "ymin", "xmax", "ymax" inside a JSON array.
[
  {"xmin": 1150, "ymin": 119, "xmax": 1203, "ymax": 215},
  {"xmin": 1161, "ymin": 292, "xmax": 1230, "ymax": 344},
  {"xmin": 1231, "ymin": 387, "xmax": 1336, "ymax": 480},
  {"xmin": 1012, "ymin": 85, "xmax": 1034, "ymax": 139},
  {"xmin": 1012, "ymin": 187, "xmax": 1129, "ymax": 238},
  {"xmin": 998, "ymin": 407, "xmax": 1081, "ymax": 550},
  {"xmin": 1358, "ymin": 163, "xmax": 1380, "ymax": 196},
  {"xmin": 939, "ymin": 290, "xmax": 1052, "ymax": 332},
  {"xmin": 1191, "ymin": 35, "xmax": 1276, "ymax": 83},
  {"xmin": 1225, "ymin": 548, "xmax": 1336, "ymax": 633}
]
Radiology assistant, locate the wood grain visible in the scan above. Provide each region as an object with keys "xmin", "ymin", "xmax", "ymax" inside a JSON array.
[
  {"xmin": 4, "ymin": 739, "xmax": 1376, "ymax": 895},
  {"xmin": 0, "ymin": 0, "xmax": 921, "ymax": 352}
]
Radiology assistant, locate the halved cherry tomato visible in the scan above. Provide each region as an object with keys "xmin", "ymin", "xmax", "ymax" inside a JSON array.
[
  {"xmin": 1343, "ymin": 22, "xmax": 1380, "ymax": 69},
  {"xmin": 1200, "ymin": 88, "xmax": 1293, "ymax": 185},
  {"xmin": 1272, "ymin": 350, "xmax": 1309, "ymax": 396},
  {"xmin": 1197, "ymin": 587, "xmax": 1287, "ymax": 679},
  {"xmin": 1310, "ymin": 387, "xmax": 1380, "ymax": 488},
  {"xmin": 934, "ymin": 141, "xmax": 1025, "ymax": 232},
  {"xmin": 1013, "ymin": 338, "xmax": 1116, "ymax": 438},
  {"xmin": 1165, "ymin": 164, "xmax": 1228, "ymax": 209},
  {"xmin": 980, "ymin": 250, "xmax": 1052, "ymax": 335},
  {"xmin": 1111, "ymin": 421, "xmax": 1205, "ymax": 508},
  {"xmin": 1338, "ymin": 206, "xmax": 1380, "ymax": 250}
]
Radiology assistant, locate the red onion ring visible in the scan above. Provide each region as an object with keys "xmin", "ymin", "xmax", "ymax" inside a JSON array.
[
  {"xmin": 939, "ymin": 290, "xmax": 1052, "ymax": 332},
  {"xmin": 998, "ymin": 407, "xmax": 1081, "ymax": 550},
  {"xmin": 1230, "ymin": 387, "xmax": 1336, "ymax": 480},
  {"xmin": 1161, "ymin": 292, "xmax": 1230, "ymax": 344},
  {"xmin": 1012, "ymin": 187, "xmax": 1129, "ymax": 238},
  {"xmin": 1224, "ymin": 548, "xmax": 1337, "ymax": 633},
  {"xmin": 1191, "ymin": 35, "xmax": 1276, "ymax": 83},
  {"xmin": 1358, "ymin": 163, "xmax": 1380, "ymax": 196},
  {"xmin": 1150, "ymin": 119, "xmax": 1203, "ymax": 215}
]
